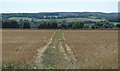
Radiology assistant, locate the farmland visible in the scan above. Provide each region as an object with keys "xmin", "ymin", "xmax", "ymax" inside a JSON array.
[
  {"xmin": 64, "ymin": 30, "xmax": 118, "ymax": 69},
  {"xmin": 8, "ymin": 17, "xmax": 103, "ymax": 22},
  {"xmin": 8, "ymin": 17, "xmax": 64, "ymax": 22},
  {"xmin": 2, "ymin": 29, "xmax": 55, "ymax": 69},
  {"xmin": 1, "ymin": 5, "xmax": 120, "ymax": 70},
  {"xmin": 2, "ymin": 29, "xmax": 118, "ymax": 69},
  {"xmin": 66, "ymin": 18, "xmax": 103, "ymax": 22},
  {"xmin": 9, "ymin": 17, "xmax": 33, "ymax": 21}
]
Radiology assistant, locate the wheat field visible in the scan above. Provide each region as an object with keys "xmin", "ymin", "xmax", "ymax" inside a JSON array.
[
  {"xmin": 64, "ymin": 30, "xmax": 118, "ymax": 69},
  {"xmin": 2, "ymin": 29, "xmax": 55, "ymax": 68}
]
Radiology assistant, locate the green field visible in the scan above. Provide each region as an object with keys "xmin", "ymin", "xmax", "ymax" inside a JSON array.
[
  {"xmin": 110, "ymin": 22, "xmax": 119, "ymax": 25},
  {"xmin": 66, "ymin": 18, "xmax": 103, "ymax": 22},
  {"xmin": 9, "ymin": 17, "xmax": 103, "ymax": 22},
  {"xmin": 9, "ymin": 17, "xmax": 33, "ymax": 21},
  {"xmin": 8, "ymin": 17, "xmax": 64, "ymax": 22},
  {"xmin": 8, "ymin": 17, "xmax": 47, "ymax": 21}
]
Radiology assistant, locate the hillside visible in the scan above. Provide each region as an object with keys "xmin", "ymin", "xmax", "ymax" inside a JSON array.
[{"xmin": 2, "ymin": 12, "xmax": 119, "ymax": 22}]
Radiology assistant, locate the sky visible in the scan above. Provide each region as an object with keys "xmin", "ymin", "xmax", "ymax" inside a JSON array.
[{"xmin": 0, "ymin": 0, "xmax": 120, "ymax": 13}]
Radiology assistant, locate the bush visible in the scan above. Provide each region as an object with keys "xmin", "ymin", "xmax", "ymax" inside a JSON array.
[
  {"xmin": 72, "ymin": 22, "xmax": 84, "ymax": 29},
  {"xmin": 2, "ymin": 20, "xmax": 19, "ymax": 28}
]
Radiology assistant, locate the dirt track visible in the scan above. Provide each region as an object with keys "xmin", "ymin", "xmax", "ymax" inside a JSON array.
[
  {"xmin": 35, "ymin": 30, "xmax": 78, "ymax": 69},
  {"xmin": 34, "ymin": 31, "xmax": 56, "ymax": 69},
  {"xmin": 37, "ymin": 30, "xmax": 118, "ymax": 69}
]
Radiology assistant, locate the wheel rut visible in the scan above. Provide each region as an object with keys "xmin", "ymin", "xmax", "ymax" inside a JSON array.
[
  {"xmin": 35, "ymin": 30, "xmax": 79, "ymax": 69},
  {"xmin": 34, "ymin": 31, "xmax": 56, "ymax": 69}
]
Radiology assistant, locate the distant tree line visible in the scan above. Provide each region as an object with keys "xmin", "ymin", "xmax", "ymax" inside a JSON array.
[
  {"xmin": 2, "ymin": 20, "xmax": 31, "ymax": 28},
  {"xmin": 1, "ymin": 19, "xmax": 120, "ymax": 29}
]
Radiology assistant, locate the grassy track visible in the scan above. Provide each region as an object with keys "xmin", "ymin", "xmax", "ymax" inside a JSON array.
[
  {"xmin": 42, "ymin": 30, "xmax": 68, "ymax": 69},
  {"xmin": 41, "ymin": 30, "xmax": 78, "ymax": 69}
]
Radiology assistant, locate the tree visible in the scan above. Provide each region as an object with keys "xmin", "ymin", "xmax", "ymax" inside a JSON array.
[
  {"xmin": 23, "ymin": 21, "xmax": 31, "ymax": 28},
  {"xmin": 72, "ymin": 22, "xmax": 84, "ymax": 29},
  {"xmin": 95, "ymin": 21, "xmax": 115, "ymax": 29},
  {"xmin": 2, "ymin": 20, "xmax": 19, "ymax": 28},
  {"xmin": 91, "ymin": 25, "xmax": 95, "ymax": 29},
  {"xmin": 60, "ymin": 23, "xmax": 68, "ymax": 29},
  {"xmin": 0, "ymin": 19, "xmax": 2, "ymax": 28},
  {"xmin": 116, "ymin": 24, "xmax": 120, "ymax": 28}
]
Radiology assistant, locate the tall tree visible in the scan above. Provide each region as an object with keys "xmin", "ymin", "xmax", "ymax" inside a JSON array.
[{"xmin": 72, "ymin": 21, "xmax": 84, "ymax": 29}]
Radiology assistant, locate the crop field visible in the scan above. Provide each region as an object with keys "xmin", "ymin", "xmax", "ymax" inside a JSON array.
[
  {"xmin": 8, "ymin": 17, "xmax": 63, "ymax": 22},
  {"xmin": 64, "ymin": 30, "xmax": 118, "ymax": 69},
  {"xmin": 8, "ymin": 17, "xmax": 103, "ymax": 22},
  {"xmin": 9, "ymin": 17, "xmax": 33, "ymax": 21},
  {"xmin": 66, "ymin": 18, "xmax": 103, "ymax": 22},
  {"xmin": 2, "ymin": 29, "xmax": 55, "ymax": 69},
  {"xmin": 2, "ymin": 29, "xmax": 118, "ymax": 69}
]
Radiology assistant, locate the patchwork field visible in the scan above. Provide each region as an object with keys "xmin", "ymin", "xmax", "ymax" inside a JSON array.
[
  {"xmin": 2, "ymin": 29, "xmax": 55, "ymax": 69},
  {"xmin": 64, "ymin": 30, "xmax": 118, "ymax": 69}
]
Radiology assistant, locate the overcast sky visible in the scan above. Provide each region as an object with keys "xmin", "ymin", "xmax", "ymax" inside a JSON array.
[{"xmin": 1, "ymin": 0, "xmax": 119, "ymax": 13}]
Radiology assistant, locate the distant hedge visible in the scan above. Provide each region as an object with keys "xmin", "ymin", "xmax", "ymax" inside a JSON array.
[{"xmin": 1, "ymin": 19, "xmax": 119, "ymax": 29}]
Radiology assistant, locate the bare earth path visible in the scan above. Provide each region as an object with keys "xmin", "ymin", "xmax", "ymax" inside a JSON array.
[
  {"xmin": 35, "ymin": 30, "xmax": 79, "ymax": 69},
  {"xmin": 34, "ymin": 31, "xmax": 56, "ymax": 69}
]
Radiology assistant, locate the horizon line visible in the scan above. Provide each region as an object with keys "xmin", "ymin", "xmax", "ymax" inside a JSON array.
[{"xmin": 1, "ymin": 11, "xmax": 118, "ymax": 13}]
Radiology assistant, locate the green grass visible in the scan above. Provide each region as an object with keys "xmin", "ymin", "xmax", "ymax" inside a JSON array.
[
  {"xmin": 42, "ymin": 30, "xmax": 69, "ymax": 69},
  {"xmin": 8, "ymin": 17, "xmax": 45, "ymax": 21},
  {"xmin": 8, "ymin": 17, "xmax": 33, "ymax": 21},
  {"xmin": 8, "ymin": 17, "xmax": 63, "ymax": 22},
  {"xmin": 8, "ymin": 17, "xmax": 46, "ymax": 22},
  {"xmin": 66, "ymin": 18, "xmax": 103, "ymax": 22},
  {"xmin": 110, "ymin": 22, "xmax": 119, "ymax": 25},
  {"xmin": 9, "ymin": 17, "xmax": 103, "ymax": 22},
  {"xmin": 2, "ymin": 62, "xmax": 35, "ymax": 69}
]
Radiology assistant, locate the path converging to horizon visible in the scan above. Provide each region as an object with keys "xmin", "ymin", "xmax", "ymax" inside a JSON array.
[{"xmin": 35, "ymin": 30, "xmax": 79, "ymax": 69}]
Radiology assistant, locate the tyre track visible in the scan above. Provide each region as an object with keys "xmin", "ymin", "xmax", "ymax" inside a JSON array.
[
  {"xmin": 35, "ymin": 30, "xmax": 80, "ymax": 69},
  {"xmin": 34, "ymin": 31, "xmax": 56, "ymax": 69},
  {"xmin": 62, "ymin": 33, "xmax": 80, "ymax": 69}
]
